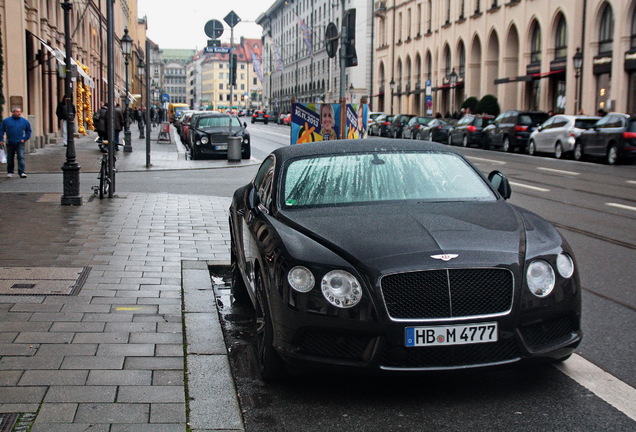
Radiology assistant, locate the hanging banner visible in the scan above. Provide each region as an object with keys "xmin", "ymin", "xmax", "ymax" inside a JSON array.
[{"xmin": 290, "ymin": 103, "xmax": 368, "ymax": 144}]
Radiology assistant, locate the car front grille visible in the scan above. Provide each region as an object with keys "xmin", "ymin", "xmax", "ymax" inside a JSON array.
[
  {"xmin": 380, "ymin": 337, "xmax": 521, "ymax": 369},
  {"xmin": 381, "ymin": 268, "xmax": 513, "ymax": 320},
  {"xmin": 209, "ymin": 135, "xmax": 228, "ymax": 144}
]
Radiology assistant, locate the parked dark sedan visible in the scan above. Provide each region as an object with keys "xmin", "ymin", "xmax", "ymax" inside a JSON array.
[
  {"xmin": 448, "ymin": 115, "xmax": 494, "ymax": 147},
  {"xmin": 482, "ymin": 110, "xmax": 550, "ymax": 152},
  {"xmin": 415, "ymin": 118, "xmax": 452, "ymax": 143},
  {"xmin": 368, "ymin": 114, "xmax": 395, "ymax": 137},
  {"xmin": 575, "ymin": 112, "xmax": 636, "ymax": 164},
  {"xmin": 188, "ymin": 112, "xmax": 250, "ymax": 159},
  {"xmin": 402, "ymin": 116, "xmax": 435, "ymax": 139},
  {"xmin": 229, "ymin": 139, "xmax": 582, "ymax": 380},
  {"xmin": 388, "ymin": 114, "xmax": 416, "ymax": 138}
]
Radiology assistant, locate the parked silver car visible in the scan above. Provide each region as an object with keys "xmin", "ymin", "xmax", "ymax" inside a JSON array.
[{"xmin": 528, "ymin": 115, "xmax": 600, "ymax": 159}]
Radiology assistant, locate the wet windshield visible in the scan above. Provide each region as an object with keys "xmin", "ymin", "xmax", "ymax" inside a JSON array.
[
  {"xmin": 197, "ymin": 116, "xmax": 241, "ymax": 128},
  {"xmin": 282, "ymin": 152, "xmax": 495, "ymax": 207}
]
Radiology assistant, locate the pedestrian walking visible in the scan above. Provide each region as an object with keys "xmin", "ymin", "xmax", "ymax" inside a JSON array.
[
  {"xmin": 56, "ymin": 96, "xmax": 75, "ymax": 146},
  {"xmin": 94, "ymin": 103, "xmax": 108, "ymax": 143},
  {"xmin": 114, "ymin": 104, "xmax": 124, "ymax": 147},
  {"xmin": 0, "ymin": 107, "xmax": 32, "ymax": 178}
]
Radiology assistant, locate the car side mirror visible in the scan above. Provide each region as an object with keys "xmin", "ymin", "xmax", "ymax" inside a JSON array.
[
  {"xmin": 244, "ymin": 122, "xmax": 247, "ymax": 128},
  {"xmin": 488, "ymin": 170, "xmax": 512, "ymax": 200},
  {"xmin": 537, "ymin": 125, "xmax": 543, "ymax": 131}
]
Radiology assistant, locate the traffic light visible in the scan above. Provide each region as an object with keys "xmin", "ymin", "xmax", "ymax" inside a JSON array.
[
  {"xmin": 230, "ymin": 54, "xmax": 237, "ymax": 86},
  {"xmin": 344, "ymin": 9, "xmax": 358, "ymax": 68}
]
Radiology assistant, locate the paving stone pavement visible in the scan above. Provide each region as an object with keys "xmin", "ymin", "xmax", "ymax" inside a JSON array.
[{"xmin": 0, "ymin": 126, "xmax": 246, "ymax": 431}]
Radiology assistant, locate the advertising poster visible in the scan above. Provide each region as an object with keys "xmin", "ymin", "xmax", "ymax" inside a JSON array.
[{"xmin": 290, "ymin": 103, "xmax": 368, "ymax": 144}]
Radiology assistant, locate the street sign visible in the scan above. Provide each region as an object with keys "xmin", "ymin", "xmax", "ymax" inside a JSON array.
[
  {"xmin": 204, "ymin": 46, "xmax": 230, "ymax": 54},
  {"xmin": 161, "ymin": 93, "xmax": 170, "ymax": 102},
  {"xmin": 204, "ymin": 19, "xmax": 224, "ymax": 39},
  {"xmin": 224, "ymin": 11, "xmax": 241, "ymax": 28},
  {"xmin": 425, "ymin": 95, "xmax": 433, "ymax": 108},
  {"xmin": 325, "ymin": 22, "xmax": 338, "ymax": 59}
]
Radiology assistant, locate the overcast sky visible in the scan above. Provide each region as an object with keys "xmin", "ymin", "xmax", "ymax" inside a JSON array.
[{"xmin": 137, "ymin": 0, "xmax": 268, "ymax": 50}]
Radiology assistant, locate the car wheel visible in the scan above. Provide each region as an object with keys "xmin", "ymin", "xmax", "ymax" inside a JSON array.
[
  {"xmin": 251, "ymin": 120, "xmax": 255, "ymax": 124},
  {"xmin": 607, "ymin": 144, "xmax": 619, "ymax": 165},
  {"xmin": 502, "ymin": 136, "xmax": 511, "ymax": 152},
  {"xmin": 190, "ymin": 146, "xmax": 198, "ymax": 160},
  {"xmin": 481, "ymin": 135, "xmax": 490, "ymax": 150},
  {"xmin": 528, "ymin": 140, "xmax": 536, "ymax": 156},
  {"xmin": 462, "ymin": 135, "xmax": 469, "ymax": 148},
  {"xmin": 264, "ymin": 121, "xmax": 268, "ymax": 125},
  {"xmin": 254, "ymin": 269, "xmax": 286, "ymax": 381},
  {"xmin": 554, "ymin": 142, "xmax": 564, "ymax": 159},
  {"xmin": 447, "ymin": 135, "xmax": 453, "ymax": 146},
  {"xmin": 230, "ymin": 233, "xmax": 250, "ymax": 303},
  {"xmin": 241, "ymin": 144, "xmax": 251, "ymax": 160},
  {"xmin": 573, "ymin": 142, "xmax": 584, "ymax": 161}
]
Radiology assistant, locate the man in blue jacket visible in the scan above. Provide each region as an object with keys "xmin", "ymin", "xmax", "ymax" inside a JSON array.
[{"xmin": 0, "ymin": 107, "xmax": 32, "ymax": 178}]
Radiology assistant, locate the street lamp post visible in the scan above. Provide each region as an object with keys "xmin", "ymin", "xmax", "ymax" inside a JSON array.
[
  {"xmin": 349, "ymin": 83, "xmax": 354, "ymax": 103},
  {"xmin": 573, "ymin": 48, "xmax": 583, "ymax": 114},
  {"xmin": 390, "ymin": 78, "xmax": 395, "ymax": 114},
  {"xmin": 60, "ymin": 0, "xmax": 82, "ymax": 206},
  {"xmin": 121, "ymin": 28, "xmax": 133, "ymax": 152},
  {"xmin": 137, "ymin": 59, "xmax": 145, "ymax": 139},
  {"xmin": 449, "ymin": 68, "xmax": 457, "ymax": 116}
]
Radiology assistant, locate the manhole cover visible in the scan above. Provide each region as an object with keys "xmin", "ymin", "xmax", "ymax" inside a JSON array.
[{"xmin": 0, "ymin": 267, "xmax": 91, "ymax": 296}]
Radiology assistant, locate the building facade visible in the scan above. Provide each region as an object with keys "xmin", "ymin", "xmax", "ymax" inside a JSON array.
[
  {"xmin": 161, "ymin": 49, "xmax": 194, "ymax": 106},
  {"xmin": 0, "ymin": 0, "xmax": 145, "ymax": 150},
  {"xmin": 375, "ymin": 0, "xmax": 636, "ymax": 116},
  {"xmin": 187, "ymin": 38, "xmax": 263, "ymax": 112},
  {"xmin": 256, "ymin": 0, "xmax": 375, "ymax": 114}
]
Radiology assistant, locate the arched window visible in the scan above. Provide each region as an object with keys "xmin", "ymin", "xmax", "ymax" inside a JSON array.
[
  {"xmin": 631, "ymin": 9, "xmax": 636, "ymax": 48},
  {"xmin": 444, "ymin": 47, "xmax": 452, "ymax": 77},
  {"xmin": 458, "ymin": 43, "xmax": 466, "ymax": 77},
  {"xmin": 555, "ymin": 17, "xmax": 567, "ymax": 59},
  {"xmin": 531, "ymin": 23, "xmax": 542, "ymax": 63},
  {"xmin": 426, "ymin": 52, "xmax": 432, "ymax": 81},
  {"xmin": 599, "ymin": 3, "xmax": 614, "ymax": 54}
]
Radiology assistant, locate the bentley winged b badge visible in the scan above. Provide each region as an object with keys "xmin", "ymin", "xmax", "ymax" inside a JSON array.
[{"xmin": 430, "ymin": 254, "xmax": 459, "ymax": 262}]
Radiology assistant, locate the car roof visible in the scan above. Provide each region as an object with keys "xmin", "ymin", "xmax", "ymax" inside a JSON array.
[{"xmin": 271, "ymin": 138, "xmax": 456, "ymax": 161}]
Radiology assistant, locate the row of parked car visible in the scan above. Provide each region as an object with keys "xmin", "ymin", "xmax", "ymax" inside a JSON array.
[
  {"xmin": 174, "ymin": 110, "xmax": 251, "ymax": 160},
  {"xmin": 369, "ymin": 110, "xmax": 636, "ymax": 165}
]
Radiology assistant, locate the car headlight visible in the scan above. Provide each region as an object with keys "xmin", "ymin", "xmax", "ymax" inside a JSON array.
[
  {"xmin": 526, "ymin": 260, "xmax": 555, "ymax": 297},
  {"xmin": 321, "ymin": 270, "xmax": 362, "ymax": 308},
  {"xmin": 288, "ymin": 266, "xmax": 315, "ymax": 293},
  {"xmin": 200, "ymin": 136, "xmax": 209, "ymax": 144},
  {"xmin": 556, "ymin": 253, "xmax": 574, "ymax": 279}
]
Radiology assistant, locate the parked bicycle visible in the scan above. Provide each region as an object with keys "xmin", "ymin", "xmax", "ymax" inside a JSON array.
[{"xmin": 92, "ymin": 140, "xmax": 120, "ymax": 199}]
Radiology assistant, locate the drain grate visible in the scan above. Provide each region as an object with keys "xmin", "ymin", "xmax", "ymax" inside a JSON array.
[
  {"xmin": 0, "ymin": 267, "xmax": 91, "ymax": 296},
  {"xmin": 0, "ymin": 413, "xmax": 36, "ymax": 432},
  {"xmin": 0, "ymin": 413, "xmax": 17, "ymax": 432}
]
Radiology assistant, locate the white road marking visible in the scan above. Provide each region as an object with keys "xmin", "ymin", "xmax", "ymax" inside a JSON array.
[
  {"xmin": 537, "ymin": 167, "xmax": 580, "ymax": 176},
  {"xmin": 555, "ymin": 354, "xmax": 636, "ymax": 421},
  {"xmin": 465, "ymin": 156, "xmax": 507, "ymax": 165},
  {"xmin": 606, "ymin": 203, "xmax": 636, "ymax": 212},
  {"xmin": 627, "ymin": 180, "xmax": 636, "ymax": 185},
  {"xmin": 509, "ymin": 181, "xmax": 550, "ymax": 192}
]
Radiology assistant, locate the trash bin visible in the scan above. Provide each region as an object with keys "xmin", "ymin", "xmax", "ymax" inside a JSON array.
[{"xmin": 227, "ymin": 136, "xmax": 242, "ymax": 162}]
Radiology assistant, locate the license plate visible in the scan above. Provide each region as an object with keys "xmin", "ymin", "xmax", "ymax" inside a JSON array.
[
  {"xmin": 405, "ymin": 322, "xmax": 498, "ymax": 347},
  {"xmin": 214, "ymin": 145, "xmax": 227, "ymax": 150}
]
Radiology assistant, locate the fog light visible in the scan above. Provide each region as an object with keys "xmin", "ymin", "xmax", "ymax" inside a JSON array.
[{"xmin": 321, "ymin": 270, "xmax": 362, "ymax": 308}]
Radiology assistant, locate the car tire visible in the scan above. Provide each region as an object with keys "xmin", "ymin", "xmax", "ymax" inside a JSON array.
[
  {"xmin": 251, "ymin": 120, "xmax": 255, "ymax": 124},
  {"xmin": 573, "ymin": 142, "xmax": 584, "ymax": 161},
  {"xmin": 190, "ymin": 146, "xmax": 198, "ymax": 160},
  {"xmin": 462, "ymin": 135, "xmax": 469, "ymax": 148},
  {"xmin": 502, "ymin": 136, "xmax": 511, "ymax": 152},
  {"xmin": 447, "ymin": 135, "xmax": 453, "ymax": 146},
  {"xmin": 606, "ymin": 144, "xmax": 619, "ymax": 165},
  {"xmin": 528, "ymin": 140, "xmax": 536, "ymax": 156},
  {"xmin": 242, "ymin": 144, "xmax": 251, "ymax": 160},
  {"xmin": 230, "ymin": 233, "xmax": 250, "ymax": 304},
  {"xmin": 254, "ymin": 269, "xmax": 286, "ymax": 381},
  {"xmin": 264, "ymin": 121, "xmax": 268, "ymax": 125},
  {"xmin": 481, "ymin": 135, "xmax": 490, "ymax": 150},
  {"xmin": 555, "ymin": 142, "xmax": 564, "ymax": 159}
]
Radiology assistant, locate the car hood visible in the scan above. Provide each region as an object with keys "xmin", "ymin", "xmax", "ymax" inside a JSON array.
[{"xmin": 278, "ymin": 201, "xmax": 527, "ymax": 273}]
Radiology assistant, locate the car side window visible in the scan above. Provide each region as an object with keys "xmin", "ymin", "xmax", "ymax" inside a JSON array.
[
  {"xmin": 541, "ymin": 117, "xmax": 555, "ymax": 129},
  {"xmin": 259, "ymin": 169, "xmax": 275, "ymax": 209},
  {"xmin": 254, "ymin": 157, "xmax": 275, "ymax": 193},
  {"xmin": 552, "ymin": 117, "xmax": 567, "ymax": 128}
]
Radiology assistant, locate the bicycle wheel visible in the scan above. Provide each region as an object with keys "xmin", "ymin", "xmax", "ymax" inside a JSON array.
[{"xmin": 99, "ymin": 157, "xmax": 109, "ymax": 199}]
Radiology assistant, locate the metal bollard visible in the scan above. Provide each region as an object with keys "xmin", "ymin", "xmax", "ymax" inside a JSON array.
[{"xmin": 227, "ymin": 136, "xmax": 242, "ymax": 162}]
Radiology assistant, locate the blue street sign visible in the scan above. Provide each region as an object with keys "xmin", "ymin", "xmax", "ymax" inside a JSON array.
[
  {"xmin": 161, "ymin": 93, "xmax": 170, "ymax": 102},
  {"xmin": 425, "ymin": 79, "xmax": 432, "ymax": 87},
  {"xmin": 204, "ymin": 46, "xmax": 230, "ymax": 54}
]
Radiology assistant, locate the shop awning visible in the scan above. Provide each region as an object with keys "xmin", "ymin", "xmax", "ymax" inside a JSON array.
[
  {"xmin": 495, "ymin": 69, "xmax": 565, "ymax": 85},
  {"xmin": 54, "ymin": 48, "xmax": 95, "ymax": 88}
]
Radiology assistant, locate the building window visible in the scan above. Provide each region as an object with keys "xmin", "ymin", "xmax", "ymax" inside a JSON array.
[
  {"xmin": 531, "ymin": 23, "xmax": 542, "ymax": 63},
  {"xmin": 631, "ymin": 9, "xmax": 636, "ymax": 49},
  {"xmin": 475, "ymin": 0, "xmax": 481, "ymax": 14},
  {"xmin": 599, "ymin": 4, "xmax": 614, "ymax": 55},
  {"xmin": 446, "ymin": 0, "xmax": 451, "ymax": 24},
  {"xmin": 554, "ymin": 17, "xmax": 567, "ymax": 59},
  {"xmin": 427, "ymin": 0, "xmax": 432, "ymax": 33}
]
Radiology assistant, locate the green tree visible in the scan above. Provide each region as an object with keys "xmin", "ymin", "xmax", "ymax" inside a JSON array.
[
  {"xmin": 475, "ymin": 94, "xmax": 500, "ymax": 116},
  {"xmin": 461, "ymin": 97, "xmax": 479, "ymax": 114}
]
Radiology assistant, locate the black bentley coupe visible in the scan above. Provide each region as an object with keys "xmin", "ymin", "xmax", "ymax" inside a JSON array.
[{"xmin": 229, "ymin": 139, "xmax": 582, "ymax": 380}]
